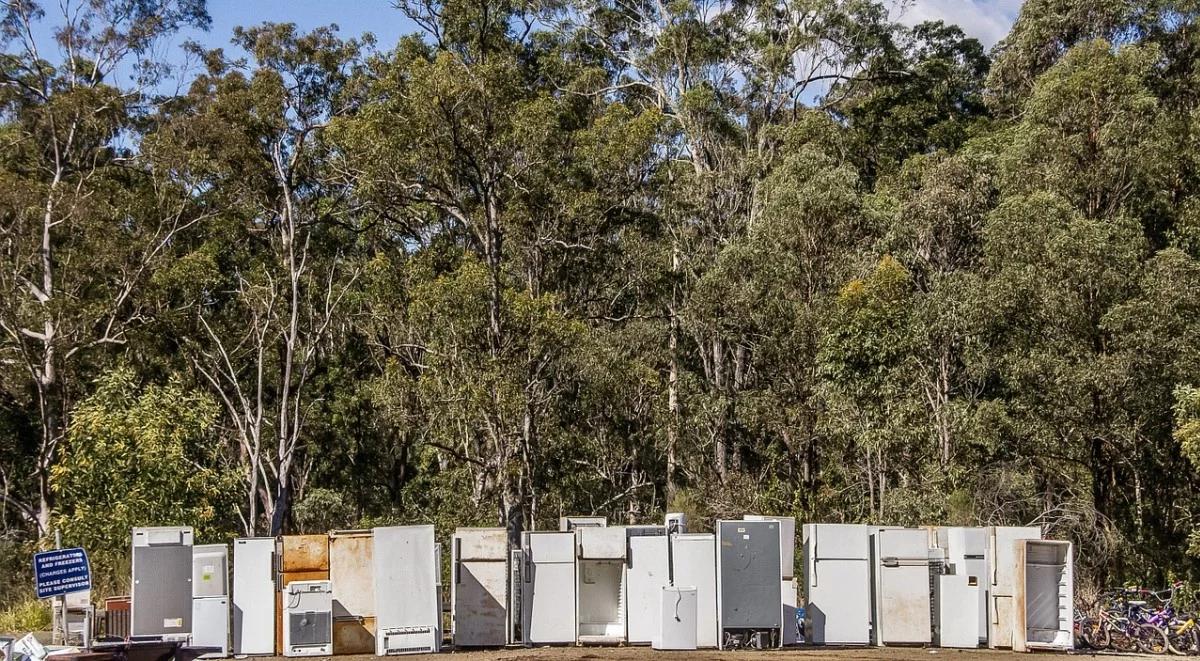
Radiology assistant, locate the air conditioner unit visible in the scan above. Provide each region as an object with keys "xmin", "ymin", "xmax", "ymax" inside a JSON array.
[{"xmin": 283, "ymin": 580, "xmax": 332, "ymax": 657}]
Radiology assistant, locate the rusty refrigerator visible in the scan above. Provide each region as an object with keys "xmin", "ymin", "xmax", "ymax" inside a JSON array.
[{"xmin": 330, "ymin": 530, "xmax": 375, "ymax": 654}]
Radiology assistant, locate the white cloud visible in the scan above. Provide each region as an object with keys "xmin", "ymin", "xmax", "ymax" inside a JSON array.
[{"xmin": 895, "ymin": 0, "xmax": 1024, "ymax": 48}]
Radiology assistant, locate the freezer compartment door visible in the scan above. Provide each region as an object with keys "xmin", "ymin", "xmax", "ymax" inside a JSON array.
[
  {"xmin": 577, "ymin": 526, "xmax": 627, "ymax": 560},
  {"xmin": 806, "ymin": 524, "xmax": 871, "ymax": 561},
  {"xmin": 454, "ymin": 528, "xmax": 508, "ymax": 562},
  {"xmin": 525, "ymin": 532, "xmax": 575, "ymax": 564}
]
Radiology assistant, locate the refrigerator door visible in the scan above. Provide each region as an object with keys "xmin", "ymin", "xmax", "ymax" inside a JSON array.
[
  {"xmin": 522, "ymin": 554, "xmax": 576, "ymax": 644},
  {"xmin": 373, "ymin": 525, "xmax": 440, "ymax": 655},
  {"xmin": 989, "ymin": 526, "xmax": 1041, "ymax": 649},
  {"xmin": 329, "ymin": 530, "xmax": 375, "ymax": 654},
  {"xmin": 935, "ymin": 573, "xmax": 981, "ymax": 648},
  {"xmin": 872, "ymin": 528, "xmax": 932, "ymax": 645},
  {"xmin": 626, "ymin": 535, "xmax": 669, "ymax": 645},
  {"xmin": 232, "ymin": 538, "xmax": 275, "ymax": 655},
  {"xmin": 452, "ymin": 530, "xmax": 509, "ymax": 648},
  {"xmin": 803, "ymin": 524, "xmax": 871, "ymax": 645},
  {"xmin": 192, "ymin": 596, "xmax": 230, "ymax": 657},
  {"xmin": 132, "ymin": 527, "xmax": 194, "ymax": 637},
  {"xmin": 717, "ymin": 521, "xmax": 782, "ymax": 634},
  {"xmin": 1013, "ymin": 540, "xmax": 1073, "ymax": 651},
  {"xmin": 671, "ymin": 534, "xmax": 717, "ymax": 648},
  {"xmin": 743, "ymin": 515, "xmax": 796, "ymax": 579},
  {"xmin": 577, "ymin": 526, "xmax": 627, "ymax": 560},
  {"xmin": 944, "ymin": 527, "xmax": 989, "ymax": 644},
  {"xmin": 525, "ymin": 531, "xmax": 575, "ymax": 564}
]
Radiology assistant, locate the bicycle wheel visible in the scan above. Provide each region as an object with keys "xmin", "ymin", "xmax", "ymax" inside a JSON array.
[
  {"xmin": 1136, "ymin": 623, "xmax": 1171, "ymax": 654},
  {"xmin": 1089, "ymin": 619, "xmax": 1112, "ymax": 650},
  {"xmin": 1169, "ymin": 627, "xmax": 1200, "ymax": 656},
  {"xmin": 1109, "ymin": 622, "xmax": 1137, "ymax": 653}
]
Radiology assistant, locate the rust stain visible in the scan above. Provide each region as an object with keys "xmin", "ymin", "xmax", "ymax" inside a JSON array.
[{"xmin": 281, "ymin": 534, "xmax": 330, "ymax": 572}]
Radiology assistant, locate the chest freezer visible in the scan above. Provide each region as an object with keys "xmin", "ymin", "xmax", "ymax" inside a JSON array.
[
  {"xmin": 871, "ymin": 528, "xmax": 932, "ymax": 645},
  {"xmin": 670, "ymin": 533, "xmax": 717, "ymax": 648},
  {"xmin": 132, "ymin": 526, "xmax": 194, "ymax": 638},
  {"xmin": 451, "ymin": 527, "xmax": 509, "ymax": 647},
  {"xmin": 803, "ymin": 523, "xmax": 871, "ymax": 645},
  {"xmin": 717, "ymin": 520, "xmax": 782, "ymax": 649},
  {"xmin": 374, "ymin": 525, "xmax": 441, "ymax": 655}
]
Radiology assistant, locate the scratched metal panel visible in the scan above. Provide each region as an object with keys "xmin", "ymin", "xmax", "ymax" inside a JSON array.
[
  {"xmin": 280, "ymin": 535, "xmax": 329, "ymax": 572},
  {"xmin": 330, "ymin": 531, "xmax": 374, "ymax": 619}
]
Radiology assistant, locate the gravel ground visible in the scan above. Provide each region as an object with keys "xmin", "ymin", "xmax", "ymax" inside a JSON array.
[{"xmin": 277, "ymin": 647, "xmax": 1129, "ymax": 661}]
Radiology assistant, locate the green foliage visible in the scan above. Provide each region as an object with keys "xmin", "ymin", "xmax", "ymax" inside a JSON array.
[
  {"xmin": 0, "ymin": 599, "xmax": 51, "ymax": 636},
  {"xmin": 50, "ymin": 368, "xmax": 240, "ymax": 586}
]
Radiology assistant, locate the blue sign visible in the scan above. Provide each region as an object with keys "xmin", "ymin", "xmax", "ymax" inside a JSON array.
[{"xmin": 33, "ymin": 548, "xmax": 91, "ymax": 599}]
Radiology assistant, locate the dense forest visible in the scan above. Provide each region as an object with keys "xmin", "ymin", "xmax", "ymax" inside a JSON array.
[{"xmin": 2, "ymin": 0, "xmax": 1200, "ymax": 602}]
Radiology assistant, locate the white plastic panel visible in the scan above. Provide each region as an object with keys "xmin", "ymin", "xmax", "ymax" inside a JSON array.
[
  {"xmin": 232, "ymin": 538, "xmax": 275, "ymax": 655},
  {"xmin": 654, "ymin": 587, "xmax": 697, "ymax": 650},
  {"xmin": 525, "ymin": 531, "xmax": 575, "ymax": 563},
  {"xmin": 671, "ymin": 534, "xmax": 717, "ymax": 648},
  {"xmin": 373, "ymin": 525, "xmax": 440, "ymax": 655},
  {"xmin": 936, "ymin": 573, "xmax": 981, "ymax": 648},
  {"xmin": 626, "ymin": 535, "xmax": 669, "ymax": 644}
]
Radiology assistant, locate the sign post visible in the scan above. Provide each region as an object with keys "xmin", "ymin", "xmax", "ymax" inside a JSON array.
[{"xmin": 33, "ymin": 546, "xmax": 92, "ymax": 645}]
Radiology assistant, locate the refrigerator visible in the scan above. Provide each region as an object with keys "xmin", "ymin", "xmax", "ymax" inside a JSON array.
[
  {"xmin": 669, "ymin": 533, "xmax": 717, "ymax": 648},
  {"xmin": 744, "ymin": 515, "xmax": 797, "ymax": 645},
  {"xmin": 871, "ymin": 528, "xmax": 932, "ymax": 645},
  {"xmin": 451, "ymin": 527, "xmax": 509, "ymax": 647},
  {"xmin": 988, "ymin": 525, "xmax": 1041, "ymax": 649},
  {"xmin": 329, "ymin": 530, "xmax": 375, "ymax": 655},
  {"xmin": 192, "ymin": 544, "xmax": 229, "ymax": 657},
  {"xmin": 936, "ymin": 526, "xmax": 988, "ymax": 645},
  {"xmin": 716, "ymin": 520, "xmax": 782, "ymax": 650},
  {"xmin": 520, "ymin": 531, "xmax": 576, "ymax": 645},
  {"xmin": 131, "ymin": 526, "xmax": 194, "ymax": 638},
  {"xmin": 283, "ymin": 580, "xmax": 332, "ymax": 657},
  {"xmin": 232, "ymin": 538, "xmax": 275, "ymax": 655},
  {"xmin": 1012, "ymin": 540, "xmax": 1073, "ymax": 652},
  {"xmin": 374, "ymin": 525, "xmax": 441, "ymax": 655},
  {"xmin": 626, "ymin": 533, "xmax": 669, "ymax": 645},
  {"xmin": 575, "ymin": 526, "xmax": 627, "ymax": 644},
  {"xmin": 802, "ymin": 523, "xmax": 871, "ymax": 645},
  {"xmin": 935, "ymin": 572, "xmax": 982, "ymax": 648}
]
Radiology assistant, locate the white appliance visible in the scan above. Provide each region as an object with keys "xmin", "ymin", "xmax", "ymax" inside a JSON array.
[
  {"xmin": 374, "ymin": 525, "xmax": 441, "ymax": 655},
  {"xmin": 192, "ymin": 544, "xmax": 229, "ymax": 657},
  {"xmin": 451, "ymin": 528, "xmax": 509, "ymax": 647},
  {"xmin": 575, "ymin": 526, "xmax": 627, "ymax": 644},
  {"xmin": 802, "ymin": 523, "xmax": 871, "ymax": 645},
  {"xmin": 131, "ymin": 526, "xmax": 194, "ymax": 638},
  {"xmin": 871, "ymin": 528, "xmax": 932, "ymax": 645},
  {"xmin": 559, "ymin": 516, "xmax": 606, "ymax": 530},
  {"xmin": 283, "ymin": 580, "xmax": 332, "ymax": 657},
  {"xmin": 745, "ymin": 515, "xmax": 797, "ymax": 645},
  {"xmin": 520, "ymin": 531, "xmax": 576, "ymax": 645},
  {"xmin": 665, "ymin": 513, "xmax": 687, "ymax": 534},
  {"xmin": 232, "ymin": 538, "xmax": 275, "ymax": 655},
  {"xmin": 935, "ymin": 572, "xmax": 981, "ymax": 648},
  {"xmin": 192, "ymin": 596, "xmax": 230, "ymax": 657},
  {"xmin": 654, "ymin": 587, "xmax": 697, "ymax": 651},
  {"xmin": 1013, "ymin": 540, "xmax": 1073, "ymax": 652},
  {"xmin": 936, "ymin": 526, "xmax": 988, "ymax": 644},
  {"xmin": 988, "ymin": 525, "xmax": 1041, "ymax": 649},
  {"xmin": 626, "ymin": 534, "xmax": 670, "ymax": 645},
  {"xmin": 670, "ymin": 533, "xmax": 717, "ymax": 648}
]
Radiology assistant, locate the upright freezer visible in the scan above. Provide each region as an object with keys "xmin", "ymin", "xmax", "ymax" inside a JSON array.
[
  {"xmin": 936, "ymin": 526, "xmax": 988, "ymax": 645},
  {"xmin": 374, "ymin": 525, "xmax": 441, "ymax": 655},
  {"xmin": 626, "ymin": 533, "xmax": 669, "ymax": 645},
  {"xmin": 520, "ymin": 531, "xmax": 576, "ymax": 645},
  {"xmin": 669, "ymin": 533, "xmax": 718, "ymax": 648},
  {"xmin": 988, "ymin": 525, "xmax": 1041, "ymax": 649},
  {"xmin": 575, "ymin": 526, "xmax": 627, "ymax": 644},
  {"xmin": 232, "ymin": 538, "xmax": 275, "ymax": 655},
  {"xmin": 717, "ymin": 520, "xmax": 782, "ymax": 650},
  {"xmin": 802, "ymin": 523, "xmax": 871, "ymax": 645},
  {"xmin": 329, "ymin": 530, "xmax": 375, "ymax": 655},
  {"xmin": 131, "ymin": 526, "xmax": 194, "ymax": 638},
  {"xmin": 451, "ymin": 527, "xmax": 509, "ymax": 647},
  {"xmin": 871, "ymin": 528, "xmax": 932, "ymax": 645},
  {"xmin": 1013, "ymin": 540, "xmax": 1073, "ymax": 652}
]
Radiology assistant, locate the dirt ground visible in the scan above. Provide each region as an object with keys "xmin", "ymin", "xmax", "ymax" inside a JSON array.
[{"xmin": 293, "ymin": 648, "xmax": 1127, "ymax": 661}]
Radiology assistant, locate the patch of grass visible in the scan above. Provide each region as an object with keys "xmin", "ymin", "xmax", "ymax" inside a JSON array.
[{"xmin": 0, "ymin": 598, "xmax": 51, "ymax": 636}]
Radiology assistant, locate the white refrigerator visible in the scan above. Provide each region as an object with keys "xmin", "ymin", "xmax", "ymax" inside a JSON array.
[
  {"xmin": 232, "ymin": 538, "xmax": 274, "ymax": 655},
  {"xmin": 670, "ymin": 533, "xmax": 717, "ymax": 648},
  {"xmin": 871, "ymin": 528, "xmax": 932, "ymax": 645},
  {"xmin": 937, "ymin": 526, "xmax": 989, "ymax": 645},
  {"xmin": 575, "ymin": 526, "xmax": 627, "ymax": 644},
  {"xmin": 626, "ymin": 534, "xmax": 669, "ymax": 645},
  {"xmin": 802, "ymin": 523, "xmax": 871, "ymax": 645},
  {"xmin": 520, "ymin": 531, "xmax": 576, "ymax": 645},
  {"xmin": 374, "ymin": 525, "xmax": 441, "ymax": 655},
  {"xmin": 451, "ymin": 527, "xmax": 509, "ymax": 647},
  {"xmin": 988, "ymin": 526, "xmax": 1041, "ymax": 649}
]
